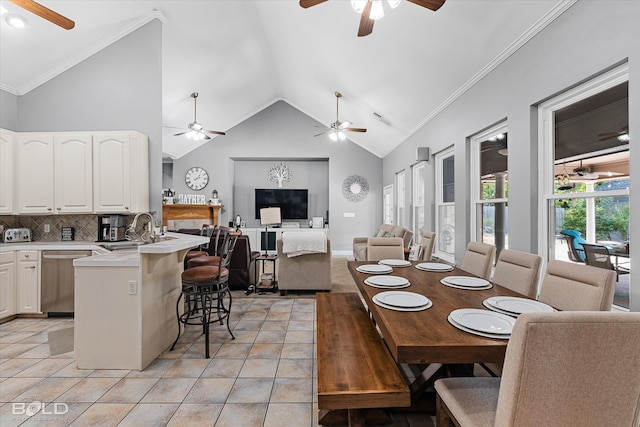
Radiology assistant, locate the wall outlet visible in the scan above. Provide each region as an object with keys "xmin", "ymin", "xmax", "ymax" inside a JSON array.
[
  {"xmin": 343, "ymin": 212, "xmax": 355, "ymax": 217},
  {"xmin": 44, "ymin": 224, "xmax": 50, "ymax": 233},
  {"xmin": 128, "ymin": 280, "xmax": 137, "ymax": 295}
]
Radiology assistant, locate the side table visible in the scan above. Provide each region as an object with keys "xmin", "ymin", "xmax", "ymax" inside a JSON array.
[{"xmin": 255, "ymin": 254, "xmax": 278, "ymax": 293}]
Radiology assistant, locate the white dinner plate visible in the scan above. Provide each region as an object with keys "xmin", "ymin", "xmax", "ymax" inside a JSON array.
[
  {"xmin": 364, "ymin": 276, "xmax": 410, "ymax": 288},
  {"xmin": 356, "ymin": 264, "xmax": 393, "ymax": 274},
  {"xmin": 373, "ymin": 298, "xmax": 432, "ymax": 312},
  {"xmin": 415, "ymin": 262, "xmax": 454, "ymax": 272},
  {"xmin": 373, "ymin": 291, "xmax": 430, "ymax": 308},
  {"xmin": 485, "ymin": 296, "xmax": 554, "ymax": 315},
  {"xmin": 379, "ymin": 259, "xmax": 411, "ymax": 267},
  {"xmin": 449, "ymin": 309, "xmax": 515, "ymax": 335},
  {"xmin": 442, "ymin": 276, "xmax": 490, "ymax": 288},
  {"xmin": 482, "ymin": 300, "xmax": 517, "ymax": 317},
  {"xmin": 439, "ymin": 279, "xmax": 492, "ymax": 291},
  {"xmin": 447, "ymin": 315, "xmax": 511, "ymax": 339}
]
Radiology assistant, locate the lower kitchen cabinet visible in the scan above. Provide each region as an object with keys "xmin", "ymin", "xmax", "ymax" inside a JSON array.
[
  {"xmin": 17, "ymin": 251, "xmax": 40, "ymax": 313},
  {"xmin": 0, "ymin": 252, "xmax": 16, "ymax": 320}
]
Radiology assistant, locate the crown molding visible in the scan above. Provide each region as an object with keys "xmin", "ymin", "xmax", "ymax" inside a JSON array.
[
  {"xmin": 406, "ymin": 0, "xmax": 579, "ymax": 141},
  {"xmin": 15, "ymin": 9, "xmax": 167, "ymax": 96}
]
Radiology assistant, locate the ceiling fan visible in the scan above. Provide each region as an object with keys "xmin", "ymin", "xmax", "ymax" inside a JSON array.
[
  {"xmin": 300, "ymin": 0, "xmax": 446, "ymax": 37},
  {"xmin": 172, "ymin": 92, "xmax": 225, "ymax": 141},
  {"xmin": 8, "ymin": 0, "xmax": 75, "ymax": 30},
  {"xmin": 568, "ymin": 160, "xmax": 623, "ymax": 180},
  {"xmin": 315, "ymin": 92, "xmax": 366, "ymax": 141},
  {"xmin": 598, "ymin": 126, "xmax": 629, "ymax": 142}
]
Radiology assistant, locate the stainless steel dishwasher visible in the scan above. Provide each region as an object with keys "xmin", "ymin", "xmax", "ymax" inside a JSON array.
[{"xmin": 41, "ymin": 250, "xmax": 92, "ymax": 315}]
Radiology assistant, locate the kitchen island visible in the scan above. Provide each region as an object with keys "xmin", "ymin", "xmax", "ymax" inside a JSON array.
[{"xmin": 73, "ymin": 232, "xmax": 209, "ymax": 370}]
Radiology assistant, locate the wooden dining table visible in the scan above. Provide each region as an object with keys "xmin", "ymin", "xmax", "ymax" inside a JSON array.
[{"xmin": 347, "ymin": 260, "xmax": 529, "ymax": 366}]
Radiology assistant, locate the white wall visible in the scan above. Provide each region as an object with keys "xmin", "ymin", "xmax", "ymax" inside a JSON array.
[
  {"xmin": 383, "ymin": 1, "xmax": 640, "ymax": 310},
  {"xmin": 172, "ymin": 101, "xmax": 382, "ymax": 252},
  {"xmin": 14, "ymin": 20, "xmax": 164, "ymax": 216}
]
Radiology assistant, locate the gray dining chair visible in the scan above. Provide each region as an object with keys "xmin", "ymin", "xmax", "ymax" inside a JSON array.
[
  {"xmin": 581, "ymin": 243, "xmax": 630, "ymax": 281},
  {"xmin": 491, "ymin": 249, "xmax": 543, "ymax": 299},
  {"xmin": 537, "ymin": 259, "xmax": 616, "ymax": 311},
  {"xmin": 435, "ymin": 311, "xmax": 640, "ymax": 427},
  {"xmin": 460, "ymin": 242, "xmax": 496, "ymax": 280},
  {"xmin": 419, "ymin": 230, "xmax": 437, "ymax": 261}
]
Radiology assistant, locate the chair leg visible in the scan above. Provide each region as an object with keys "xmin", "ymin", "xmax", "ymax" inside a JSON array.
[{"xmin": 170, "ymin": 291, "xmax": 184, "ymax": 351}]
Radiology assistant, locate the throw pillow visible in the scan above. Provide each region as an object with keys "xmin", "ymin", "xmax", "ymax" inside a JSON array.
[
  {"xmin": 376, "ymin": 229, "xmax": 386, "ymax": 237},
  {"xmin": 383, "ymin": 232, "xmax": 396, "ymax": 238}
]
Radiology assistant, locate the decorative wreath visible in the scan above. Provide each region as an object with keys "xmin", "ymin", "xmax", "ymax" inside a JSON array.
[{"xmin": 342, "ymin": 175, "xmax": 369, "ymax": 202}]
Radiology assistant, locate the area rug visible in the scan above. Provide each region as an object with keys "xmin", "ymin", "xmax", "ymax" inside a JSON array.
[{"xmin": 48, "ymin": 327, "xmax": 74, "ymax": 356}]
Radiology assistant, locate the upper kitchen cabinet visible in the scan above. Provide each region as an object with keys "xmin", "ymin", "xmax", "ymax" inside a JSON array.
[
  {"xmin": 16, "ymin": 133, "xmax": 55, "ymax": 214},
  {"xmin": 93, "ymin": 132, "xmax": 149, "ymax": 214},
  {"xmin": 15, "ymin": 133, "xmax": 93, "ymax": 214},
  {"xmin": 0, "ymin": 129, "xmax": 14, "ymax": 214},
  {"xmin": 54, "ymin": 134, "xmax": 93, "ymax": 213}
]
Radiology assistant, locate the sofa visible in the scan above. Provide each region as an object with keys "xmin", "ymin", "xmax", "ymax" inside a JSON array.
[
  {"xmin": 353, "ymin": 224, "xmax": 414, "ymax": 261},
  {"xmin": 276, "ymin": 237, "xmax": 332, "ymax": 295}
]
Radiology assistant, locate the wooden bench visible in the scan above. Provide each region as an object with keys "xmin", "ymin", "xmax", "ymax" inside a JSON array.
[{"xmin": 316, "ymin": 293, "xmax": 411, "ymax": 426}]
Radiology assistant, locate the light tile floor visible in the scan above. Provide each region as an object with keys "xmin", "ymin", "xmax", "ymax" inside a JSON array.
[{"xmin": 0, "ymin": 294, "xmax": 435, "ymax": 426}]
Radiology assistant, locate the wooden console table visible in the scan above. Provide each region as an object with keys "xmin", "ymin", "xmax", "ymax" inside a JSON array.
[{"xmin": 162, "ymin": 204, "xmax": 222, "ymax": 228}]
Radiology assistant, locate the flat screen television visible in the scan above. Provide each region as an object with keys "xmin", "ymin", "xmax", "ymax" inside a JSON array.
[{"xmin": 255, "ymin": 189, "xmax": 308, "ymax": 220}]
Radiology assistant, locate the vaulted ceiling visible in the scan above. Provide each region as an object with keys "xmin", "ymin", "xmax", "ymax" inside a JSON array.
[{"xmin": 0, "ymin": 0, "xmax": 572, "ymax": 159}]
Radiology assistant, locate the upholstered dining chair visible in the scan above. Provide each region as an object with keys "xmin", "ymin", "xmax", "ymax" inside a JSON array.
[
  {"xmin": 434, "ymin": 311, "xmax": 640, "ymax": 427},
  {"xmin": 419, "ymin": 230, "xmax": 437, "ymax": 261},
  {"xmin": 366, "ymin": 237, "xmax": 405, "ymax": 261},
  {"xmin": 491, "ymin": 249, "xmax": 543, "ymax": 299},
  {"xmin": 537, "ymin": 259, "xmax": 616, "ymax": 311},
  {"xmin": 460, "ymin": 242, "xmax": 496, "ymax": 280}
]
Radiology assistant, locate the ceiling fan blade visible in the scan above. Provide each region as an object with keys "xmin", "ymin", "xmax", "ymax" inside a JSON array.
[
  {"xmin": 299, "ymin": 0, "xmax": 328, "ymax": 8},
  {"xmin": 357, "ymin": 0, "xmax": 374, "ymax": 37},
  {"xmin": 204, "ymin": 130, "xmax": 226, "ymax": 136},
  {"xmin": 344, "ymin": 127, "xmax": 367, "ymax": 133},
  {"xmin": 173, "ymin": 132, "xmax": 187, "ymax": 137},
  {"xmin": 314, "ymin": 129, "xmax": 332, "ymax": 137},
  {"xmin": 406, "ymin": 0, "xmax": 446, "ymax": 11},
  {"xmin": 9, "ymin": 0, "xmax": 75, "ymax": 29}
]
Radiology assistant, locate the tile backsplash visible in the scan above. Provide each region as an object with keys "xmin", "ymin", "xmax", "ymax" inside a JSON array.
[{"xmin": 0, "ymin": 214, "xmax": 156, "ymax": 242}]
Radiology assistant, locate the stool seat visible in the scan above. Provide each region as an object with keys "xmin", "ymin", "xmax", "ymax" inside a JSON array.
[
  {"xmin": 181, "ymin": 265, "xmax": 228, "ymax": 283},
  {"xmin": 184, "ymin": 250, "xmax": 208, "ymax": 269},
  {"xmin": 187, "ymin": 255, "xmax": 222, "ymax": 269}
]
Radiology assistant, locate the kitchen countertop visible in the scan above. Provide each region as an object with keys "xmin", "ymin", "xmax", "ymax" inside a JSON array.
[{"xmin": 0, "ymin": 232, "xmax": 209, "ymax": 267}]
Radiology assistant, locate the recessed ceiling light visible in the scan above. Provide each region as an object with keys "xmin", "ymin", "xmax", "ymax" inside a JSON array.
[
  {"xmin": 1, "ymin": 5, "xmax": 8, "ymax": 15},
  {"xmin": 6, "ymin": 14, "xmax": 27, "ymax": 28}
]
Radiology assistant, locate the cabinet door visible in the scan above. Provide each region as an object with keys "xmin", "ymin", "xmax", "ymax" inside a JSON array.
[
  {"xmin": 17, "ymin": 254, "xmax": 39, "ymax": 314},
  {"xmin": 0, "ymin": 252, "xmax": 16, "ymax": 319},
  {"xmin": 93, "ymin": 133, "xmax": 131, "ymax": 213},
  {"xmin": 54, "ymin": 134, "xmax": 93, "ymax": 213},
  {"xmin": 0, "ymin": 129, "xmax": 14, "ymax": 214},
  {"xmin": 16, "ymin": 134, "xmax": 55, "ymax": 214}
]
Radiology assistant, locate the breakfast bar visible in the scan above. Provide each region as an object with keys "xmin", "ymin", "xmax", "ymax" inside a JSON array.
[{"xmin": 73, "ymin": 232, "xmax": 209, "ymax": 370}]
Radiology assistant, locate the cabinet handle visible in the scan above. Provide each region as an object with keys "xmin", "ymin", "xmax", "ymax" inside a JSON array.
[
  {"xmin": 47, "ymin": 207, "xmax": 52, "ymax": 211},
  {"xmin": 125, "ymin": 206, "xmax": 129, "ymax": 210},
  {"xmin": 24, "ymin": 254, "xmax": 29, "ymax": 258},
  {"xmin": 27, "ymin": 266, "xmax": 36, "ymax": 269},
  {"xmin": 57, "ymin": 207, "xmax": 61, "ymax": 210}
]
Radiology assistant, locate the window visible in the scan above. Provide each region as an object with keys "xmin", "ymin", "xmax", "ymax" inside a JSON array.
[
  {"xmin": 412, "ymin": 162, "xmax": 426, "ymax": 243},
  {"xmin": 539, "ymin": 64, "xmax": 630, "ymax": 309},
  {"xmin": 434, "ymin": 147, "xmax": 455, "ymax": 262},
  {"xmin": 471, "ymin": 122, "xmax": 509, "ymax": 257},
  {"xmin": 396, "ymin": 170, "xmax": 406, "ymax": 227},
  {"xmin": 383, "ymin": 185, "xmax": 394, "ymax": 225}
]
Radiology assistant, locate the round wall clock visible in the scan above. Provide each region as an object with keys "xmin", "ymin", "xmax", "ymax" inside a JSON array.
[{"xmin": 185, "ymin": 166, "xmax": 209, "ymax": 190}]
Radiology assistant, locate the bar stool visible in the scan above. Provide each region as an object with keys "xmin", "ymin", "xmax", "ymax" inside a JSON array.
[{"xmin": 171, "ymin": 232, "xmax": 238, "ymax": 358}]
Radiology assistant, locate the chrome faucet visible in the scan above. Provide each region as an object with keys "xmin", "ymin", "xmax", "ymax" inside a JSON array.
[{"xmin": 127, "ymin": 212, "xmax": 156, "ymax": 242}]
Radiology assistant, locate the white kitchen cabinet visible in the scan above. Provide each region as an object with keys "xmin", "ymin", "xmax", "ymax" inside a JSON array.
[
  {"xmin": 16, "ymin": 251, "xmax": 40, "ymax": 314},
  {"xmin": 0, "ymin": 129, "xmax": 15, "ymax": 214},
  {"xmin": 16, "ymin": 133, "xmax": 55, "ymax": 214},
  {"xmin": 54, "ymin": 134, "xmax": 93, "ymax": 213},
  {"xmin": 93, "ymin": 132, "xmax": 149, "ymax": 213},
  {"xmin": 0, "ymin": 252, "xmax": 16, "ymax": 320}
]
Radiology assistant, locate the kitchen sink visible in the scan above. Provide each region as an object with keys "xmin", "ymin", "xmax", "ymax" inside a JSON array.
[{"xmin": 100, "ymin": 241, "xmax": 150, "ymax": 251}]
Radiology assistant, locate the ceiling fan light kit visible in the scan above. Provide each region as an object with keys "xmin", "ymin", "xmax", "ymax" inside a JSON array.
[
  {"xmin": 173, "ymin": 92, "xmax": 225, "ymax": 141},
  {"xmin": 315, "ymin": 92, "xmax": 367, "ymax": 141}
]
